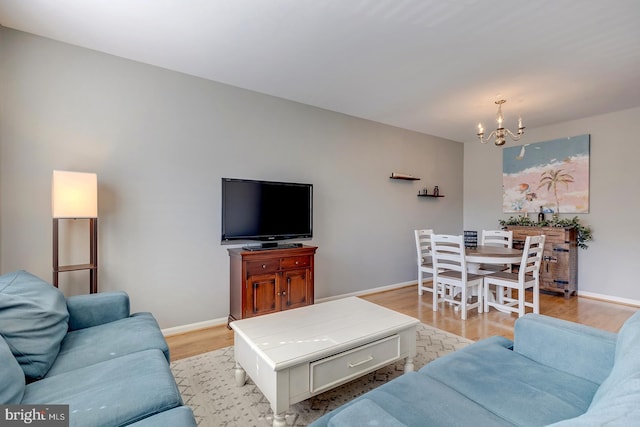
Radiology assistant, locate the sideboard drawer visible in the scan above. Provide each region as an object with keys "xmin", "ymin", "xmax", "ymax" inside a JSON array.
[
  {"xmin": 246, "ymin": 260, "xmax": 280, "ymax": 275},
  {"xmin": 310, "ymin": 335, "xmax": 400, "ymax": 394},
  {"xmin": 281, "ymin": 256, "xmax": 311, "ymax": 269}
]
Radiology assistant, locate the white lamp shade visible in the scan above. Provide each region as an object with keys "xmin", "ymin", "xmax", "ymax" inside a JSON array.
[{"xmin": 52, "ymin": 170, "xmax": 98, "ymax": 218}]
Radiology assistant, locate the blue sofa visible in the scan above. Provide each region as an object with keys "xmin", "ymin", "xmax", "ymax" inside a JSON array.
[
  {"xmin": 0, "ymin": 270, "xmax": 196, "ymax": 427},
  {"xmin": 311, "ymin": 311, "xmax": 640, "ymax": 427}
]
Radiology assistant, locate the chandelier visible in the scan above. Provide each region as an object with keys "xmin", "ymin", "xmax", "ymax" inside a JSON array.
[{"xmin": 477, "ymin": 99, "xmax": 525, "ymax": 146}]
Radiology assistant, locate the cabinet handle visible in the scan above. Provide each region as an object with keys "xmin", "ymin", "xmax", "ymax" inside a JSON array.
[
  {"xmin": 262, "ymin": 264, "xmax": 267, "ymax": 269},
  {"xmin": 282, "ymin": 291, "xmax": 287, "ymax": 296},
  {"xmin": 348, "ymin": 356, "xmax": 374, "ymax": 368}
]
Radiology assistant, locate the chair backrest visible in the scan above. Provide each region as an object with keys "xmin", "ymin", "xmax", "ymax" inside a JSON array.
[
  {"xmin": 431, "ymin": 234, "xmax": 468, "ymax": 277},
  {"xmin": 414, "ymin": 229, "xmax": 434, "ymax": 265},
  {"xmin": 518, "ymin": 235, "xmax": 546, "ymax": 281},
  {"xmin": 481, "ymin": 229, "xmax": 513, "ymax": 248}
]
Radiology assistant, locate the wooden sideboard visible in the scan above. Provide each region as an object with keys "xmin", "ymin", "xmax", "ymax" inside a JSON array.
[
  {"xmin": 505, "ymin": 226, "xmax": 578, "ymax": 298},
  {"xmin": 228, "ymin": 245, "xmax": 317, "ymax": 325}
]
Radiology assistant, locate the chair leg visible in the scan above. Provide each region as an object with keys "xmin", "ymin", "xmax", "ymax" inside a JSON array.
[
  {"xmin": 477, "ymin": 283, "xmax": 483, "ymax": 314},
  {"xmin": 418, "ymin": 270, "xmax": 423, "ymax": 296},
  {"xmin": 460, "ymin": 286, "xmax": 467, "ymax": 320},
  {"xmin": 432, "ymin": 281, "xmax": 439, "ymax": 312},
  {"xmin": 483, "ymin": 281, "xmax": 490, "ymax": 312},
  {"xmin": 533, "ymin": 281, "xmax": 540, "ymax": 314},
  {"xmin": 518, "ymin": 286, "xmax": 525, "ymax": 317}
]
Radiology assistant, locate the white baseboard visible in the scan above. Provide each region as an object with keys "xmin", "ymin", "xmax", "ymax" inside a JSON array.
[
  {"xmin": 161, "ymin": 280, "xmax": 417, "ymax": 336},
  {"xmin": 162, "ymin": 317, "xmax": 228, "ymax": 337},
  {"xmin": 315, "ymin": 280, "xmax": 416, "ymax": 303},
  {"xmin": 577, "ymin": 290, "xmax": 640, "ymax": 307},
  {"xmin": 162, "ymin": 284, "xmax": 640, "ymax": 337}
]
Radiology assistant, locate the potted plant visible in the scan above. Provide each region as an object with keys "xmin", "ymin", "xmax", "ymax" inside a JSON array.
[{"xmin": 498, "ymin": 215, "xmax": 593, "ymax": 249}]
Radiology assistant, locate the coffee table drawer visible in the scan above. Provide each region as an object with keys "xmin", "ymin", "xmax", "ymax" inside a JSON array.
[{"xmin": 310, "ymin": 335, "xmax": 400, "ymax": 393}]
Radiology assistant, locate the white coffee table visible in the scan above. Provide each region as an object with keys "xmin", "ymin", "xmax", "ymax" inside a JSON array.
[{"xmin": 230, "ymin": 297, "xmax": 419, "ymax": 427}]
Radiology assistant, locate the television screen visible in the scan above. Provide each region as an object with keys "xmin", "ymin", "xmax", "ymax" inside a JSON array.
[{"xmin": 221, "ymin": 178, "xmax": 313, "ymax": 243}]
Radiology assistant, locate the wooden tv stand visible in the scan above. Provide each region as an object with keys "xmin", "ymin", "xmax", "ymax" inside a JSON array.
[{"xmin": 228, "ymin": 245, "xmax": 317, "ymax": 325}]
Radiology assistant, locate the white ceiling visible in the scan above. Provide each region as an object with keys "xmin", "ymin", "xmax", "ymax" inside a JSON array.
[{"xmin": 1, "ymin": 0, "xmax": 639, "ymax": 143}]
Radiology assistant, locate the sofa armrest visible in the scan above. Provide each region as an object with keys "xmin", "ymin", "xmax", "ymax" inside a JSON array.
[
  {"xmin": 66, "ymin": 291, "xmax": 131, "ymax": 331},
  {"xmin": 513, "ymin": 314, "xmax": 616, "ymax": 384}
]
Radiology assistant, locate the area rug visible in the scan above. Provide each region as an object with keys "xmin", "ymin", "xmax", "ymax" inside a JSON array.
[{"xmin": 170, "ymin": 323, "xmax": 472, "ymax": 427}]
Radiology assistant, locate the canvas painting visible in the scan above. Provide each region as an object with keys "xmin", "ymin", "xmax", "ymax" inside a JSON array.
[{"xmin": 502, "ymin": 134, "xmax": 590, "ymax": 214}]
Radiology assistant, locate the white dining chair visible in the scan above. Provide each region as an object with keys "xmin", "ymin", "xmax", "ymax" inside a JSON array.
[
  {"xmin": 479, "ymin": 229, "xmax": 514, "ymax": 273},
  {"xmin": 414, "ymin": 229, "xmax": 435, "ymax": 297},
  {"xmin": 431, "ymin": 234, "xmax": 484, "ymax": 320},
  {"xmin": 481, "ymin": 229, "xmax": 513, "ymax": 247},
  {"xmin": 479, "ymin": 229, "xmax": 514, "ymax": 303},
  {"xmin": 483, "ymin": 235, "xmax": 546, "ymax": 317}
]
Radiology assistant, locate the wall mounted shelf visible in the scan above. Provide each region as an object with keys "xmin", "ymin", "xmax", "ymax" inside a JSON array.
[
  {"xmin": 389, "ymin": 173, "xmax": 420, "ymax": 180},
  {"xmin": 417, "ymin": 194, "xmax": 445, "ymax": 198}
]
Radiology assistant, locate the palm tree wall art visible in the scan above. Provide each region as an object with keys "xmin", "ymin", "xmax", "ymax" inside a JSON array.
[{"xmin": 502, "ymin": 135, "xmax": 590, "ymax": 214}]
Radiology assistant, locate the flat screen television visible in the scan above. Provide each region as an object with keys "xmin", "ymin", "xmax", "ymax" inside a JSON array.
[{"xmin": 221, "ymin": 178, "xmax": 313, "ymax": 246}]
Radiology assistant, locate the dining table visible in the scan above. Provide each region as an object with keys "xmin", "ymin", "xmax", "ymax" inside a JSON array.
[{"xmin": 465, "ymin": 245, "xmax": 523, "ymax": 273}]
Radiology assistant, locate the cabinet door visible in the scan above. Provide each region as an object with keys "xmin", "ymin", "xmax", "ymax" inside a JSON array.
[
  {"xmin": 540, "ymin": 249, "xmax": 558, "ymax": 289},
  {"xmin": 546, "ymin": 245, "xmax": 572, "ymax": 289},
  {"xmin": 281, "ymin": 268, "xmax": 311, "ymax": 310},
  {"xmin": 245, "ymin": 273, "xmax": 280, "ymax": 317}
]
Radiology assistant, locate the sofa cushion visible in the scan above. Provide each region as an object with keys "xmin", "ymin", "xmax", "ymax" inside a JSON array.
[
  {"xmin": 589, "ymin": 310, "xmax": 640, "ymax": 406},
  {"xmin": 0, "ymin": 334, "xmax": 25, "ymax": 404},
  {"xmin": 556, "ymin": 310, "xmax": 640, "ymax": 425},
  {"xmin": 66, "ymin": 291, "xmax": 130, "ymax": 331},
  {"xmin": 310, "ymin": 371, "xmax": 513, "ymax": 427},
  {"xmin": 0, "ymin": 270, "xmax": 69, "ymax": 379},
  {"xmin": 419, "ymin": 336, "xmax": 600, "ymax": 426},
  {"xmin": 22, "ymin": 349, "xmax": 182, "ymax": 427},
  {"xmin": 46, "ymin": 312, "xmax": 170, "ymax": 377},
  {"xmin": 514, "ymin": 313, "xmax": 616, "ymax": 384},
  {"xmin": 613, "ymin": 310, "xmax": 640, "ymax": 362}
]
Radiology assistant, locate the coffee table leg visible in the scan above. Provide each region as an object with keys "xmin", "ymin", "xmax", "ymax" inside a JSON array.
[
  {"xmin": 234, "ymin": 362, "xmax": 246, "ymax": 386},
  {"xmin": 273, "ymin": 413, "xmax": 286, "ymax": 427},
  {"xmin": 404, "ymin": 356, "xmax": 415, "ymax": 373}
]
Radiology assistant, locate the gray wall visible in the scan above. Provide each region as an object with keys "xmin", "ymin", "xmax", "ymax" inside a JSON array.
[
  {"xmin": 0, "ymin": 28, "xmax": 463, "ymax": 328},
  {"xmin": 464, "ymin": 106, "xmax": 640, "ymax": 304}
]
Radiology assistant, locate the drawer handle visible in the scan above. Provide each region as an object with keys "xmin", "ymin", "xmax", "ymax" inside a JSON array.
[
  {"xmin": 262, "ymin": 264, "xmax": 267, "ymax": 269},
  {"xmin": 348, "ymin": 356, "xmax": 374, "ymax": 368}
]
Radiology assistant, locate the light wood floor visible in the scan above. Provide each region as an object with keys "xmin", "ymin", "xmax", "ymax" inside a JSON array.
[{"xmin": 166, "ymin": 285, "xmax": 638, "ymax": 361}]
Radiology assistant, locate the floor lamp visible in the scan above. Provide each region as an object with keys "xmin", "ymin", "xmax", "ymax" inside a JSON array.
[{"xmin": 52, "ymin": 170, "xmax": 98, "ymax": 293}]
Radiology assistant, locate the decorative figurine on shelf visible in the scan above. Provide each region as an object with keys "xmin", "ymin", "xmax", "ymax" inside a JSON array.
[
  {"xmin": 422, "ymin": 188, "xmax": 428, "ymax": 195},
  {"xmin": 433, "ymin": 186, "xmax": 439, "ymax": 197}
]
